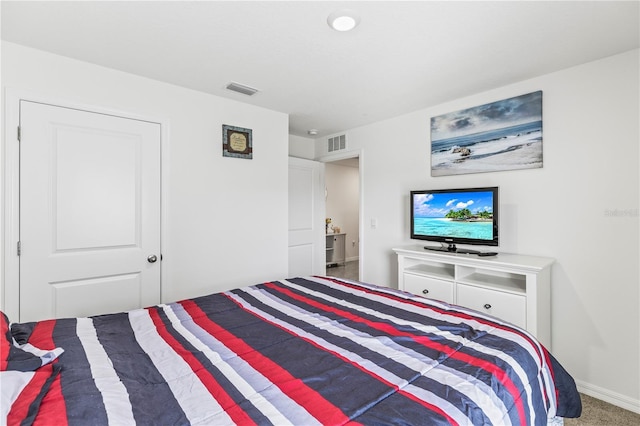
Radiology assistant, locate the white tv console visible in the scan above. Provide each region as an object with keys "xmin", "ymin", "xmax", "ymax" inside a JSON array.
[{"xmin": 393, "ymin": 245, "xmax": 554, "ymax": 349}]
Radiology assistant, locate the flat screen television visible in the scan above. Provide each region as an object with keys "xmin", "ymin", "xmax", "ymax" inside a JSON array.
[{"xmin": 410, "ymin": 187, "xmax": 499, "ymax": 253}]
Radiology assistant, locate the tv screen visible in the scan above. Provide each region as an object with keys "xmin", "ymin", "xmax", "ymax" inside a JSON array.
[{"xmin": 410, "ymin": 187, "xmax": 498, "ymax": 252}]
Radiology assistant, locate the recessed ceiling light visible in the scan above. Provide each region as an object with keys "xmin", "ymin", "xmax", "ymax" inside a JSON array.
[{"xmin": 327, "ymin": 10, "xmax": 360, "ymax": 32}]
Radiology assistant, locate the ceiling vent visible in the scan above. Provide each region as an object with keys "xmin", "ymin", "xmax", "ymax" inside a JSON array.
[
  {"xmin": 225, "ymin": 82, "xmax": 259, "ymax": 96},
  {"xmin": 327, "ymin": 134, "xmax": 347, "ymax": 152}
]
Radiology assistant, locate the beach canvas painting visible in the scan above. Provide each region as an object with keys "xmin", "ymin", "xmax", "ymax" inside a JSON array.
[{"xmin": 430, "ymin": 91, "xmax": 543, "ymax": 176}]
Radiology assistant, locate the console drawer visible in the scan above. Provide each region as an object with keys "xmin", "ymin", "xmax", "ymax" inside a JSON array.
[
  {"xmin": 403, "ymin": 273, "xmax": 454, "ymax": 304},
  {"xmin": 456, "ymin": 283, "xmax": 526, "ymax": 328}
]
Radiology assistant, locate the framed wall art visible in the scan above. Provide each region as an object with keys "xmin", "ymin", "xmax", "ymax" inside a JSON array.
[
  {"xmin": 222, "ymin": 124, "xmax": 253, "ymax": 159},
  {"xmin": 430, "ymin": 91, "xmax": 543, "ymax": 176}
]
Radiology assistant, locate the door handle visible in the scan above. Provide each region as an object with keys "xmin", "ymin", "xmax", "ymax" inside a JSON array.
[{"xmin": 147, "ymin": 254, "xmax": 158, "ymax": 263}]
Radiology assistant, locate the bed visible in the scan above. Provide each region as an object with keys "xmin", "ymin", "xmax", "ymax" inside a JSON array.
[{"xmin": 2, "ymin": 276, "xmax": 581, "ymax": 425}]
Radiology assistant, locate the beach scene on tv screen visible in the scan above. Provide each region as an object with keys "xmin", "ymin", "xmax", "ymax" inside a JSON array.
[{"xmin": 413, "ymin": 192, "xmax": 494, "ymax": 240}]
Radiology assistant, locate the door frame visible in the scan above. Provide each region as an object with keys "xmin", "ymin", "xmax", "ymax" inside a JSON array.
[
  {"xmin": 318, "ymin": 148, "xmax": 364, "ymax": 282},
  {"xmin": 2, "ymin": 89, "xmax": 169, "ymax": 321}
]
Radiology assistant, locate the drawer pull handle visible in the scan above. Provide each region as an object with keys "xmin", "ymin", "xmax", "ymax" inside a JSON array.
[
  {"xmin": 422, "ymin": 289, "xmax": 429, "ymax": 295},
  {"xmin": 483, "ymin": 303, "xmax": 492, "ymax": 310}
]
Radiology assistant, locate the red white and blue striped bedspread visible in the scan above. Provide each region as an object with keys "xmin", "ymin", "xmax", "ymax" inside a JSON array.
[{"xmin": 10, "ymin": 276, "xmax": 581, "ymax": 425}]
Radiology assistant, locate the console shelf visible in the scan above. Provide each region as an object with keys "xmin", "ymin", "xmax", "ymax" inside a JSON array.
[
  {"xmin": 393, "ymin": 245, "xmax": 554, "ymax": 348},
  {"xmin": 405, "ymin": 262, "xmax": 455, "ymax": 281}
]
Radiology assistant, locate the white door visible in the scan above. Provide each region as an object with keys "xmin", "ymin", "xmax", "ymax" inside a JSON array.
[
  {"xmin": 19, "ymin": 101, "xmax": 161, "ymax": 322},
  {"xmin": 288, "ymin": 157, "xmax": 325, "ymax": 277}
]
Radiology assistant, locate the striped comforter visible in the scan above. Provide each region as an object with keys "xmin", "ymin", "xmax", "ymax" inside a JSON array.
[{"xmin": 8, "ymin": 276, "xmax": 581, "ymax": 425}]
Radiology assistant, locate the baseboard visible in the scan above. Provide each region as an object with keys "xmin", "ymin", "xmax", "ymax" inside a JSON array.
[
  {"xmin": 345, "ymin": 256, "xmax": 359, "ymax": 263},
  {"xmin": 576, "ymin": 379, "xmax": 640, "ymax": 414}
]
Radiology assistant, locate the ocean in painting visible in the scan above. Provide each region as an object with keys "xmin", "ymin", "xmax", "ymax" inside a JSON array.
[
  {"xmin": 414, "ymin": 217, "xmax": 494, "ymax": 240},
  {"xmin": 431, "ymin": 120, "xmax": 542, "ymax": 176}
]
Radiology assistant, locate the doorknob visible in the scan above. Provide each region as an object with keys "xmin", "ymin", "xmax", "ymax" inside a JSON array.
[{"xmin": 147, "ymin": 254, "xmax": 158, "ymax": 263}]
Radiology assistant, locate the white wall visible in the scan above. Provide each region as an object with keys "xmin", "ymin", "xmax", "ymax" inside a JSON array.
[
  {"xmin": 325, "ymin": 162, "xmax": 359, "ymax": 261},
  {"xmin": 288, "ymin": 134, "xmax": 315, "ymax": 160},
  {"xmin": 1, "ymin": 42, "xmax": 289, "ymax": 306},
  {"xmin": 316, "ymin": 50, "xmax": 640, "ymax": 410}
]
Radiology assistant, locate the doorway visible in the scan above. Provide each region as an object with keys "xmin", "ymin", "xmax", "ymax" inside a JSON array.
[{"xmin": 324, "ymin": 156, "xmax": 360, "ymax": 281}]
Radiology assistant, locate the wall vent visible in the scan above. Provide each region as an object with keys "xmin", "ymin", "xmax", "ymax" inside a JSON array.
[
  {"xmin": 327, "ymin": 134, "xmax": 347, "ymax": 152},
  {"xmin": 225, "ymin": 82, "xmax": 259, "ymax": 96}
]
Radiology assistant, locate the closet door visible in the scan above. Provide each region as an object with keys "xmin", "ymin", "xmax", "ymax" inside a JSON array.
[{"xmin": 19, "ymin": 101, "xmax": 161, "ymax": 322}]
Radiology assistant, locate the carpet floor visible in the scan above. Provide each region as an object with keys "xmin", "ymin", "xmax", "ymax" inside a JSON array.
[{"xmin": 565, "ymin": 393, "xmax": 639, "ymax": 425}]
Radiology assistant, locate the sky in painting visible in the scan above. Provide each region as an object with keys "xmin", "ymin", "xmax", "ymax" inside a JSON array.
[{"xmin": 431, "ymin": 91, "xmax": 542, "ymax": 142}]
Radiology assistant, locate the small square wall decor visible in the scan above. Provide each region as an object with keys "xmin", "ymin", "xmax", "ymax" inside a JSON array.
[
  {"xmin": 430, "ymin": 91, "xmax": 542, "ymax": 176},
  {"xmin": 222, "ymin": 124, "xmax": 253, "ymax": 159}
]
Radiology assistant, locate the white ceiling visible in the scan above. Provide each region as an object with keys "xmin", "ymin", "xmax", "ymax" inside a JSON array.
[{"xmin": 2, "ymin": 1, "xmax": 638, "ymax": 138}]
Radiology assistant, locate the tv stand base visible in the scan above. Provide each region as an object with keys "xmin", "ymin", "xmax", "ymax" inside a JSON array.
[{"xmin": 423, "ymin": 244, "xmax": 482, "ymax": 255}]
